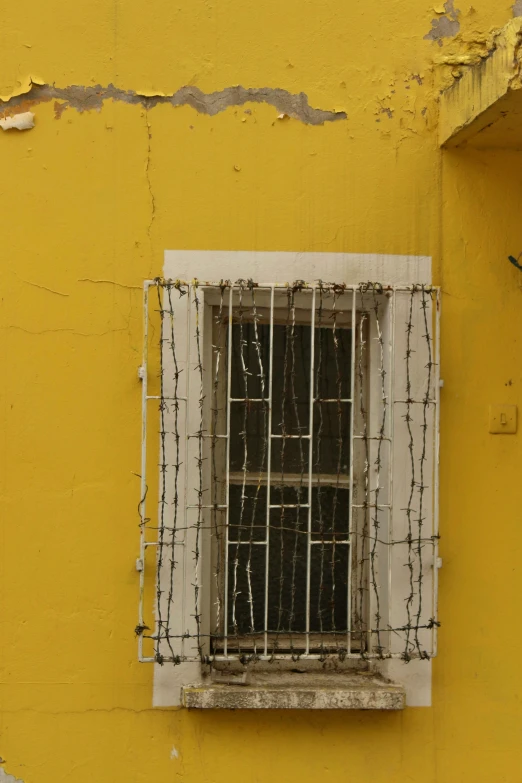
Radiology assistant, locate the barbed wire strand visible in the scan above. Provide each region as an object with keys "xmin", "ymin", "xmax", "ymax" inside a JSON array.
[
  {"xmin": 210, "ymin": 282, "xmax": 227, "ymax": 637},
  {"xmin": 371, "ymin": 285, "xmax": 386, "ymax": 657},
  {"xmin": 144, "ymin": 280, "xmax": 438, "ymax": 664},
  {"xmin": 193, "ymin": 283, "xmax": 204, "ymax": 661},
  {"xmin": 155, "ymin": 282, "xmax": 168, "ymax": 662},
  {"xmin": 414, "ymin": 285, "xmax": 434, "ymax": 659}
]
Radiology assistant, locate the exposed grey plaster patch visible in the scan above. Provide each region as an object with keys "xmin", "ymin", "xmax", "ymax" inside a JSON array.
[
  {"xmin": 0, "ymin": 769, "xmax": 24, "ymax": 783},
  {"xmin": 2, "ymin": 83, "xmax": 346, "ymax": 125},
  {"xmin": 424, "ymin": 0, "xmax": 460, "ymax": 45},
  {"xmin": 513, "ymin": 0, "xmax": 522, "ymax": 17}
]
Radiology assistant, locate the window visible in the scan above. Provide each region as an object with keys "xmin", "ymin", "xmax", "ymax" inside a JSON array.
[{"xmin": 137, "ymin": 278, "xmax": 440, "ymax": 669}]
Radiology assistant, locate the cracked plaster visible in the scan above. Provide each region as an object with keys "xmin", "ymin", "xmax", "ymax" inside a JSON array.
[
  {"xmin": 0, "ymin": 82, "xmax": 347, "ymax": 125},
  {"xmin": 424, "ymin": 0, "xmax": 461, "ymax": 45}
]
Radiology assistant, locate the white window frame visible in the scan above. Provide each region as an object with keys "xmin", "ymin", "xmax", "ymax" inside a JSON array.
[{"xmin": 144, "ymin": 251, "xmax": 439, "ymax": 708}]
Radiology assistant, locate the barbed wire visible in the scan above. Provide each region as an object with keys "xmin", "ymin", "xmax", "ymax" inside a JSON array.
[{"xmin": 140, "ymin": 280, "xmax": 439, "ymax": 664}]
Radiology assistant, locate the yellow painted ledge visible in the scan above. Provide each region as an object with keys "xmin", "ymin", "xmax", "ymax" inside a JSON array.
[{"xmin": 439, "ymin": 18, "xmax": 522, "ymax": 149}]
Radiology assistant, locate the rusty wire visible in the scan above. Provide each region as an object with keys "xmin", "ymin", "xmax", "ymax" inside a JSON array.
[{"xmin": 141, "ymin": 280, "xmax": 439, "ymax": 664}]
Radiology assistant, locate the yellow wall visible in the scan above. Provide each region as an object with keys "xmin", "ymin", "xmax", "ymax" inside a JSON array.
[{"xmin": 1, "ymin": 1, "xmax": 522, "ymax": 781}]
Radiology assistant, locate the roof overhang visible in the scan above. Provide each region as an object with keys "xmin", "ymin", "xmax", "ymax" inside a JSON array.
[{"xmin": 439, "ymin": 18, "xmax": 522, "ymax": 149}]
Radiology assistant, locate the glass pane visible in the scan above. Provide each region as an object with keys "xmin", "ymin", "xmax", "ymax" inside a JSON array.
[
  {"xmin": 311, "ymin": 486, "xmax": 350, "ymax": 538},
  {"xmin": 229, "ymin": 401, "xmax": 268, "ymax": 473},
  {"xmin": 228, "ymin": 484, "xmax": 267, "ymax": 543},
  {"xmin": 271, "ymin": 323, "xmax": 311, "ymax": 436},
  {"xmin": 227, "ymin": 544, "xmax": 266, "ymax": 635},
  {"xmin": 224, "ymin": 307, "xmax": 354, "ymax": 646},
  {"xmin": 313, "ymin": 401, "xmax": 351, "ymax": 475},
  {"xmin": 230, "ymin": 322, "xmax": 270, "ymax": 400},
  {"xmin": 314, "ymin": 325, "xmax": 352, "ymax": 400},
  {"xmin": 310, "ymin": 544, "xmax": 349, "ymax": 633},
  {"xmin": 270, "ymin": 438, "xmax": 310, "ymax": 476},
  {"xmin": 267, "ymin": 508, "xmax": 308, "ymax": 633}
]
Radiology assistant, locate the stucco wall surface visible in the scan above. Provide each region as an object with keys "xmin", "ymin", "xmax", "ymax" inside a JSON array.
[{"xmin": 0, "ymin": 1, "xmax": 522, "ymax": 781}]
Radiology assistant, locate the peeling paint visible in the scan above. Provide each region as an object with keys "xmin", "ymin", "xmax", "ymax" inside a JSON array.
[
  {"xmin": 0, "ymin": 769, "xmax": 24, "ymax": 783},
  {"xmin": 0, "ymin": 111, "xmax": 34, "ymax": 131},
  {"xmin": 513, "ymin": 0, "xmax": 522, "ymax": 17},
  {"xmin": 424, "ymin": 0, "xmax": 460, "ymax": 45},
  {"xmin": 0, "ymin": 75, "xmax": 44, "ymax": 102},
  {"xmin": 0, "ymin": 82, "xmax": 346, "ymax": 125}
]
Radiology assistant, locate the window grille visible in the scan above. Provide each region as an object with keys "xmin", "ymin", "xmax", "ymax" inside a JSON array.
[{"xmin": 137, "ymin": 279, "xmax": 440, "ymax": 664}]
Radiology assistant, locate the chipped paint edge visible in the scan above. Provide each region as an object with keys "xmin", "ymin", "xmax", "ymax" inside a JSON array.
[
  {"xmin": 439, "ymin": 17, "xmax": 522, "ymax": 146},
  {"xmin": 0, "ymin": 82, "xmax": 346, "ymax": 125}
]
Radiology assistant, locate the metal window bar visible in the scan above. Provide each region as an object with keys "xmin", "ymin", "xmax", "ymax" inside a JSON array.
[{"xmin": 137, "ymin": 280, "xmax": 440, "ymax": 664}]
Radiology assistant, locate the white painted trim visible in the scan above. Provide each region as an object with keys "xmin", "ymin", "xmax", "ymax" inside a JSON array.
[{"xmin": 163, "ymin": 250, "xmax": 431, "ymax": 287}]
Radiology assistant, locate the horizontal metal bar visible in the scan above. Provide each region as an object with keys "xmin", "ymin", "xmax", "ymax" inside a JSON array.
[
  {"xmin": 310, "ymin": 540, "xmax": 350, "ymax": 545},
  {"xmin": 188, "ymin": 433, "xmax": 227, "ymax": 439},
  {"xmin": 352, "ymin": 503, "xmax": 392, "ymax": 509},
  {"xmin": 271, "ymin": 434, "xmax": 311, "ymax": 439},
  {"xmin": 315, "ymin": 398, "xmax": 352, "ymax": 403},
  {"xmin": 353, "ymin": 435, "xmax": 391, "ymax": 442},
  {"xmin": 228, "ymin": 471, "xmax": 350, "ymax": 487},
  {"xmin": 230, "ymin": 398, "xmax": 268, "ymax": 403},
  {"xmin": 147, "ymin": 395, "xmax": 188, "ymax": 401},
  {"xmin": 268, "ymin": 504, "xmax": 310, "ymax": 509},
  {"xmin": 394, "ymin": 399, "xmax": 437, "ymax": 405},
  {"xmin": 228, "ymin": 541, "xmax": 267, "ymax": 546},
  {"xmin": 145, "ymin": 280, "xmax": 440, "ymax": 293},
  {"xmin": 145, "ymin": 652, "xmax": 424, "ymax": 662}
]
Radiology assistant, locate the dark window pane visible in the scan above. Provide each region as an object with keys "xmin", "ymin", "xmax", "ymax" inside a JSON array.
[
  {"xmin": 229, "ymin": 401, "xmax": 268, "ymax": 473},
  {"xmin": 271, "ymin": 323, "xmax": 311, "ymax": 436},
  {"xmin": 270, "ymin": 437, "xmax": 310, "ymax": 476},
  {"xmin": 228, "ymin": 484, "xmax": 267, "ymax": 543},
  {"xmin": 227, "ymin": 544, "xmax": 266, "ymax": 635},
  {"xmin": 313, "ymin": 401, "xmax": 351, "ymax": 475},
  {"xmin": 314, "ymin": 326, "xmax": 352, "ymax": 400},
  {"xmin": 230, "ymin": 322, "xmax": 270, "ymax": 400},
  {"xmin": 312, "ymin": 486, "xmax": 350, "ymax": 538},
  {"xmin": 224, "ymin": 308, "xmax": 353, "ymax": 646},
  {"xmin": 267, "ymin": 508, "xmax": 308, "ymax": 633},
  {"xmin": 310, "ymin": 544, "xmax": 349, "ymax": 633}
]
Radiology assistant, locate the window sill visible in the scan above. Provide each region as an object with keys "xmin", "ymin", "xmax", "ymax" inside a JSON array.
[{"xmin": 182, "ymin": 672, "xmax": 405, "ymax": 710}]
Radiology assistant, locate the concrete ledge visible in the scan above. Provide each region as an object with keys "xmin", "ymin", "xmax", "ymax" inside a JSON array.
[
  {"xmin": 182, "ymin": 674, "xmax": 405, "ymax": 710},
  {"xmin": 439, "ymin": 18, "xmax": 522, "ymax": 149}
]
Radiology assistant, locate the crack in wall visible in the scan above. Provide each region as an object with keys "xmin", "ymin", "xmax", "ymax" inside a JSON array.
[
  {"xmin": 1, "ymin": 82, "xmax": 346, "ymax": 125},
  {"xmin": 144, "ymin": 108, "xmax": 155, "ymax": 244}
]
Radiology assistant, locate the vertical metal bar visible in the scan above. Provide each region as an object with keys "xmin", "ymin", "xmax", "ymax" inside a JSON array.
[
  {"xmin": 387, "ymin": 288, "xmax": 396, "ymax": 656},
  {"xmin": 347, "ymin": 286, "xmax": 356, "ymax": 654},
  {"xmin": 263, "ymin": 286, "xmax": 275, "ymax": 657},
  {"xmin": 181, "ymin": 283, "xmax": 192, "ymax": 661},
  {"xmin": 223, "ymin": 285, "xmax": 234, "ymax": 657},
  {"xmin": 193, "ymin": 285, "xmax": 204, "ymax": 659},
  {"xmin": 305, "ymin": 287, "xmax": 316, "ymax": 655},
  {"xmin": 432, "ymin": 288, "xmax": 441, "ymax": 656},
  {"xmin": 138, "ymin": 281, "xmax": 150, "ymax": 662}
]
